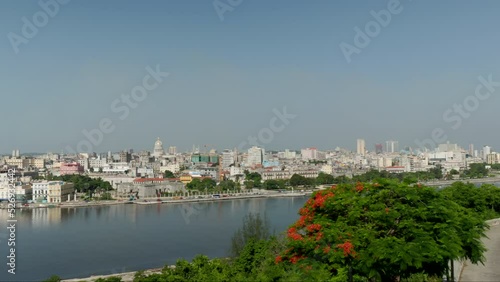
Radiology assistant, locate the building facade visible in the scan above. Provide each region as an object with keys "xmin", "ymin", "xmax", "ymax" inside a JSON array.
[
  {"xmin": 60, "ymin": 162, "xmax": 84, "ymax": 175},
  {"xmin": 47, "ymin": 181, "xmax": 75, "ymax": 203}
]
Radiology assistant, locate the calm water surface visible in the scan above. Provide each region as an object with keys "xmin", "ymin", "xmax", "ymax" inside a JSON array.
[{"xmin": 0, "ymin": 197, "xmax": 307, "ymax": 281}]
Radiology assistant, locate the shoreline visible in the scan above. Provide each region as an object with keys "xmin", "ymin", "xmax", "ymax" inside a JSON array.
[
  {"xmin": 0, "ymin": 192, "xmax": 310, "ymax": 210},
  {"xmin": 62, "ymin": 268, "xmax": 164, "ymax": 282}
]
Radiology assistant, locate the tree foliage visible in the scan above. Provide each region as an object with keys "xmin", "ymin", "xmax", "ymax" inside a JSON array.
[
  {"xmin": 186, "ymin": 178, "xmax": 216, "ymax": 190},
  {"xmin": 46, "ymin": 174, "xmax": 113, "ymax": 194},
  {"xmin": 441, "ymin": 182, "xmax": 500, "ymax": 220},
  {"xmin": 462, "ymin": 163, "xmax": 489, "ymax": 178},
  {"xmin": 263, "ymin": 179, "xmax": 286, "ymax": 190},
  {"xmin": 218, "ymin": 180, "xmax": 237, "ymax": 191},
  {"xmin": 316, "ymin": 172, "xmax": 336, "ymax": 185},
  {"xmin": 163, "ymin": 170, "xmax": 175, "ymax": 178},
  {"xmin": 230, "ymin": 213, "xmax": 271, "ymax": 257},
  {"xmin": 244, "ymin": 171, "xmax": 262, "ymax": 188},
  {"xmin": 278, "ymin": 180, "xmax": 488, "ymax": 281},
  {"xmin": 290, "ymin": 174, "xmax": 315, "ymax": 187},
  {"xmin": 47, "ymin": 179, "xmax": 497, "ymax": 282}
]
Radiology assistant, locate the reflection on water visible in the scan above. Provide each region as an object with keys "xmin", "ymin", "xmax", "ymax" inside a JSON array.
[{"xmin": 0, "ymin": 197, "xmax": 308, "ymax": 282}]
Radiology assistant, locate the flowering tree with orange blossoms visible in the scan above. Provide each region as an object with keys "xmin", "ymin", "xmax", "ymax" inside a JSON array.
[{"xmin": 278, "ymin": 179, "xmax": 488, "ymax": 281}]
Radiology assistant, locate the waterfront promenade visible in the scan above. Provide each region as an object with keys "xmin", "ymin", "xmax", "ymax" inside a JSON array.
[
  {"xmin": 423, "ymin": 176, "xmax": 500, "ymax": 187},
  {"xmin": 62, "ymin": 268, "xmax": 163, "ymax": 282},
  {"xmin": 0, "ymin": 190, "xmax": 309, "ymax": 210},
  {"xmin": 460, "ymin": 219, "xmax": 500, "ymax": 281}
]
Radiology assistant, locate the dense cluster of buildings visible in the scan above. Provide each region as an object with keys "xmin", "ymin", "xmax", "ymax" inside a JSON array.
[{"xmin": 1, "ymin": 138, "xmax": 498, "ymax": 202}]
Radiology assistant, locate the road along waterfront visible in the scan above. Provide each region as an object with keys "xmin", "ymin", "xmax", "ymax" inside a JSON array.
[{"xmin": 459, "ymin": 218, "xmax": 500, "ymax": 281}]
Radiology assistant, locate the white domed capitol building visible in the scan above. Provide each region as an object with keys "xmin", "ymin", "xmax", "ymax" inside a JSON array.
[{"xmin": 153, "ymin": 137, "xmax": 165, "ymax": 158}]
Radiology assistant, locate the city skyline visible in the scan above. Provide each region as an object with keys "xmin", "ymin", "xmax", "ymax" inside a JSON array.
[
  {"xmin": 2, "ymin": 1, "xmax": 500, "ymax": 153},
  {"xmin": 1, "ymin": 137, "xmax": 496, "ymax": 156}
]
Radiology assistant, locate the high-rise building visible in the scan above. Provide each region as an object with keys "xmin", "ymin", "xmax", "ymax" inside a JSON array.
[
  {"xmin": 357, "ymin": 139, "xmax": 366, "ymax": 156},
  {"xmin": 11, "ymin": 149, "xmax": 20, "ymax": 158},
  {"xmin": 438, "ymin": 142, "xmax": 459, "ymax": 152},
  {"xmin": 483, "ymin": 145, "xmax": 492, "ymax": 160},
  {"xmin": 168, "ymin": 146, "xmax": 177, "ymax": 155},
  {"xmin": 301, "ymin": 147, "xmax": 318, "ymax": 160},
  {"xmin": 119, "ymin": 150, "xmax": 131, "ymax": 163},
  {"xmin": 247, "ymin": 146, "xmax": 265, "ymax": 166},
  {"xmin": 386, "ymin": 140, "xmax": 399, "ymax": 153},
  {"xmin": 375, "ymin": 144, "xmax": 383, "ymax": 154},
  {"xmin": 222, "ymin": 149, "xmax": 235, "ymax": 168},
  {"xmin": 469, "ymin": 144, "xmax": 474, "ymax": 156}
]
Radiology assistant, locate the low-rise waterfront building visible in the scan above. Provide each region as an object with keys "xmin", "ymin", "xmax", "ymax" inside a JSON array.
[
  {"xmin": 33, "ymin": 181, "xmax": 74, "ymax": 202},
  {"xmin": 47, "ymin": 181, "xmax": 75, "ymax": 203},
  {"xmin": 0, "ymin": 182, "xmax": 32, "ymax": 202},
  {"xmin": 116, "ymin": 178, "xmax": 185, "ymax": 198}
]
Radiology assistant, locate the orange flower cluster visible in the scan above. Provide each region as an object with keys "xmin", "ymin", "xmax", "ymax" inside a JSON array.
[
  {"xmin": 307, "ymin": 223, "xmax": 322, "ymax": 233},
  {"xmin": 275, "ymin": 255, "xmax": 283, "ymax": 264},
  {"xmin": 315, "ymin": 232, "xmax": 324, "ymax": 241},
  {"xmin": 287, "ymin": 227, "xmax": 303, "ymax": 241},
  {"xmin": 337, "ymin": 240, "xmax": 355, "ymax": 257},
  {"xmin": 296, "ymin": 215, "xmax": 306, "ymax": 227},
  {"xmin": 323, "ymin": 245, "xmax": 331, "ymax": 254},
  {"xmin": 289, "ymin": 255, "xmax": 306, "ymax": 264},
  {"xmin": 312, "ymin": 191, "xmax": 334, "ymax": 208},
  {"xmin": 355, "ymin": 182, "xmax": 364, "ymax": 192}
]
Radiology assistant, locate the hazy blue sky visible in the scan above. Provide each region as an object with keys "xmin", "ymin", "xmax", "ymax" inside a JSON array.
[{"xmin": 1, "ymin": 0, "xmax": 499, "ymax": 154}]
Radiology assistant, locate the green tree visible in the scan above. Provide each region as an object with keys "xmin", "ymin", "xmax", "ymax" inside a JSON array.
[
  {"xmin": 100, "ymin": 192, "xmax": 113, "ymax": 201},
  {"xmin": 279, "ymin": 180, "xmax": 487, "ymax": 281},
  {"xmin": 442, "ymin": 182, "xmax": 500, "ymax": 220},
  {"xmin": 230, "ymin": 213, "xmax": 271, "ymax": 257},
  {"xmin": 218, "ymin": 180, "xmax": 236, "ymax": 191},
  {"xmin": 429, "ymin": 165, "xmax": 443, "ymax": 179},
  {"xmin": 164, "ymin": 170, "xmax": 175, "ymax": 178},
  {"xmin": 463, "ymin": 163, "xmax": 489, "ymax": 178},
  {"xmin": 201, "ymin": 178, "xmax": 217, "ymax": 190},
  {"xmin": 316, "ymin": 172, "xmax": 335, "ymax": 185},
  {"xmin": 263, "ymin": 179, "xmax": 284, "ymax": 190},
  {"xmin": 290, "ymin": 174, "xmax": 314, "ymax": 187},
  {"xmin": 244, "ymin": 172, "xmax": 262, "ymax": 188}
]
